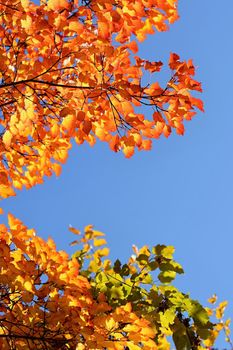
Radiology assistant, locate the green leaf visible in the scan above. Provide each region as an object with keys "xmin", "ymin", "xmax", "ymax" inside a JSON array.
[
  {"xmin": 136, "ymin": 253, "xmax": 149, "ymax": 265},
  {"xmin": 173, "ymin": 325, "xmax": 191, "ymax": 350},
  {"xmin": 96, "ymin": 271, "xmax": 108, "ymax": 284},
  {"xmin": 121, "ymin": 264, "xmax": 130, "ymax": 276},
  {"xmin": 152, "ymin": 244, "xmax": 166, "ymax": 256},
  {"xmin": 108, "ymin": 273, "xmax": 123, "ymax": 286},
  {"xmin": 122, "ymin": 284, "xmax": 132, "ymax": 298},
  {"xmin": 131, "ymin": 272, "xmax": 139, "ymax": 281},
  {"xmin": 139, "ymin": 273, "xmax": 153, "ymax": 284},
  {"xmin": 113, "ymin": 259, "xmax": 121, "ymax": 273},
  {"xmin": 159, "ymin": 261, "xmax": 184, "ymax": 274},
  {"xmin": 110, "ymin": 285, "xmax": 125, "ymax": 300},
  {"xmin": 159, "ymin": 262, "xmax": 173, "ymax": 272},
  {"xmin": 170, "ymin": 261, "xmax": 184, "ymax": 274},
  {"xmin": 197, "ymin": 327, "xmax": 211, "ymax": 340},
  {"xmin": 127, "ymin": 289, "xmax": 143, "ymax": 302},
  {"xmin": 148, "ymin": 260, "xmax": 158, "ymax": 271},
  {"xmin": 160, "ymin": 308, "xmax": 176, "ymax": 329},
  {"xmin": 72, "ymin": 250, "xmax": 84, "ymax": 259},
  {"xmin": 158, "ymin": 270, "xmax": 176, "ymax": 283},
  {"xmin": 189, "ymin": 301, "xmax": 209, "ymax": 326}
]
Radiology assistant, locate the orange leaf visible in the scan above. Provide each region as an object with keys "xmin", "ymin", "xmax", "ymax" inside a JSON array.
[
  {"xmin": 0, "ymin": 171, "xmax": 9, "ymax": 186},
  {"xmin": 69, "ymin": 226, "xmax": 81, "ymax": 235},
  {"xmin": 82, "ymin": 120, "xmax": 92, "ymax": 135},
  {"xmin": 128, "ymin": 41, "xmax": 138, "ymax": 54},
  {"xmin": 47, "ymin": 0, "xmax": 69, "ymax": 11},
  {"xmin": 0, "ymin": 185, "xmax": 15, "ymax": 199},
  {"xmin": 51, "ymin": 123, "xmax": 60, "ymax": 138},
  {"xmin": 69, "ymin": 21, "xmax": 83, "ymax": 33},
  {"xmin": 52, "ymin": 163, "xmax": 62, "ymax": 176},
  {"xmin": 141, "ymin": 139, "xmax": 152, "ymax": 150},
  {"xmin": 163, "ymin": 124, "xmax": 171, "ymax": 138},
  {"xmin": 77, "ymin": 111, "xmax": 85, "ymax": 122},
  {"xmin": 169, "ymin": 53, "xmax": 180, "ymax": 69},
  {"xmin": 98, "ymin": 21, "xmax": 110, "ymax": 40},
  {"xmin": 123, "ymin": 145, "xmax": 134, "ymax": 158},
  {"xmin": 145, "ymin": 60, "xmax": 163, "ymax": 73},
  {"xmin": 190, "ymin": 97, "xmax": 204, "ymax": 112}
]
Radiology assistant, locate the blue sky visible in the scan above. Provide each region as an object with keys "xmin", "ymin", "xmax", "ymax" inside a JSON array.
[{"xmin": 2, "ymin": 0, "xmax": 233, "ymax": 346}]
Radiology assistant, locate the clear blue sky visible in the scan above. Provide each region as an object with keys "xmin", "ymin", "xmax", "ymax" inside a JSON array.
[{"xmin": 2, "ymin": 1, "xmax": 233, "ymax": 346}]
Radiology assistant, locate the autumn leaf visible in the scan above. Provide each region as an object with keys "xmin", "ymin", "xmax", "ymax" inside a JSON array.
[
  {"xmin": 2, "ymin": 130, "xmax": 12, "ymax": 148},
  {"xmin": 47, "ymin": 0, "xmax": 69, "ymax": 11}
]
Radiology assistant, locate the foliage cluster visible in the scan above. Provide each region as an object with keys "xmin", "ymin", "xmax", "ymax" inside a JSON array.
[
  {"xmin": 0, "ymin": 214, "xmax": 231, "ymax": 349},
  {"xmin": 0, "ymin": 0, "xmax": 203, "ymax": 198}
]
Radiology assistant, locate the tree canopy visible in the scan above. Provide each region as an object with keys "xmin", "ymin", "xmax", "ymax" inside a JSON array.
[
  {"xmin": 0, "ymin": 0, "xmax": 231, "ymax": 349},
  {"xmin": 0, "ymin": 215, "xmax": 231, "ymax": 349},
  {"xmin": 0, "ymin": 0, "xmax": 203, "ymax": 198}
]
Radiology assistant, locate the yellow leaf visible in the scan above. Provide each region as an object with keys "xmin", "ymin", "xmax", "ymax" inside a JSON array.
[
  {"xmin": 141, "ymin": 326, "xmax": 156, "ymax": 338},
  {"xmin": 84, "ymin": 224, "xmax": 93, "ymax": 233},
  {"xmin": 94, "ymin": 238, "xmax": 107, "ymax": 247},
  {"xmin": 126, "ymin": 342, "xmax": 141, "ymax": 350},
  {"xmin": 3, "ymin": 130, "xmax": 12, "ymax": 148},
  {"xmin": 123, "ymin": 145, "xmax": 134, "ymax": 158},
  {"xmin": 92, "ymin": 230, "xmax": 105, "ymax": 237},
  {"xmin": 105, "ymin": 317, "xmax": 117, "ymax": 331},
  {"xmin": 98, "ymin": 247, "xmax": 109, "ymax": 257},
  {"xmin": 51, "ymin": 123, "xmax": 60, "ymax": 138},
  {"xmin": 21, "ymin": 15, "xmax": 32, "ymax": 31},
  {"xmin": 216, "ymin": 301, "xmax": 228, "ymax": 319},
  {"xmin": 208, "ymin": 294, "xmax": 217, "ymax": 304},
  {"xmin": 21, "ymin": 0, "xmax": 29, "ymax": 8},
  {"xmin": 62, "ymin": 114, "xmax": 76, "ymax": 132},
  {"xmin": 121, "ymin": 303, "xmax": 132, "ymax": 313},
  {"xmin": 0, "ymin": 185, "xmax": 15, "ymax": 199}
]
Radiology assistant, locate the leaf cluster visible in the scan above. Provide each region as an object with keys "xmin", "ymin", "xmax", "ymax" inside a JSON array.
[
  {"xmin": 0, "ymin": 0, "xmax": 203, "ymax": 198},
  {"xmin": 70, "ymin": 225, "xmax": 214, "ymax": 350},
  {"xmin": 0, "ymin": 213, "xmax": 230, "ymax": 350}
]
